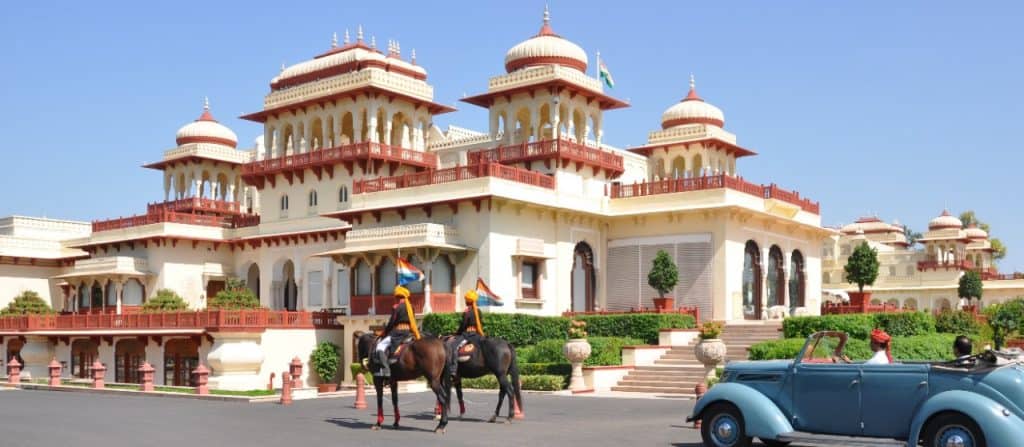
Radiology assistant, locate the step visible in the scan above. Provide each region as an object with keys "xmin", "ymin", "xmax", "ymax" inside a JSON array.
[
  {"xmin": 617, "ymin": 379, "xmax": 703, "ymax": 388},
  {"xmin": 610, "ymin": 386, "xmax": 696, "ymax": 395},
  {"xmin": 625, "ymin": 372, "xmax": 709, "ymax": 380}
]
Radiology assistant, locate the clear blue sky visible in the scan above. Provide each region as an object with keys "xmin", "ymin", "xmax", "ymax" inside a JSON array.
[{"xmin": 2, "ymin": 1, "xmax": 1022, "ymax": 268}]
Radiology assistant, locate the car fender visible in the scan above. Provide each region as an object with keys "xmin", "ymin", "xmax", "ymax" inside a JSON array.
[
  {"xmin": 687, "ymin": 382, "xmax": 793, "ymax": 440},
  {"xmin": 908, "ymin": 389, "xmax": 1024, "ymax": 447}
]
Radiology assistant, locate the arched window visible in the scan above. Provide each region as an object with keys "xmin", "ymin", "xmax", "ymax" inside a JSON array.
[
  {"xmin": 431, "ymin": 256, "xmax": 454, "ymax": 293},
  {"xmin": 378, "ymin": 259, "xmax": 397, "ymax": 295},
  {"xmin": 280, "ymin": 195, "xmax": 289, "ymax": 210},
  {"xmin": 571, "ymin": 242, "xmax": 596, "ymax": 312},
  {"xmin": 308, "ymin": 189, "xmax": 318, "ymax": 207},
  {"xmin": 354, "ymin": 261, "xmax": 372, "ymax": 296},
  {"xmin": 742, "ymin": 241, "xmax": 762, "ymax": 320},
  {"xmin": 78, "ymin": 282, "xmax": 89, "ymax": 310},
  {"xmin": 767, "ymin": 246, "xmax": 785, "ymax": 308},
  {"xmin": 90, "ymin": 282, "xmax": 104, "ymax": 308},
  {"xmin": 123, "ymin": 279, "xmax": 144, "ymax": 306},
  {"xmin": 338, "ymin": 186, "xmax": 349, "ymax": 203},
  {"xmin": 105, "ymin": 281, "xmax": 117, "ymax": 307},
  {"xmin": 789, "ymin": 250, "xmax": 805, "ymax": 310}
]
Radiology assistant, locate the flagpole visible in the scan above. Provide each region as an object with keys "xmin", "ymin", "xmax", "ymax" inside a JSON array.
[{"xmin": 595, "ymin": 50, "xmax": 600, "ymax": 78}]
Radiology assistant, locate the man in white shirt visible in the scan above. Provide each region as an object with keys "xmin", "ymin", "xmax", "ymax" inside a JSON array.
[{"xmin": 864, "ymin": 329, "xmax": 892, "ymax": 364}]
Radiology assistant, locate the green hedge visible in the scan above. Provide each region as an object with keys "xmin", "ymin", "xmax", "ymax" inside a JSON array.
[
  {"xmin": 935, "ymin": 310, "xmax": 982, "ymax": 336},
  {"xmin": 782, "ymin": 312, "xmax": 936, "ymax": 339},
  {"xmin": 519, "ymin": 362, "xmax": 572, "ymax": 378},
  {"xmin": 748, "ymin": 334, "xmax": 957, "ymax": 361},
  {"xmin": 516, "ymin": 337, "xmax": 641, "ymax": 366},
  {"xmin": 421, "ymin": 313, "xmax": 694, "ymax": 346},
  {"xmin": 461, "ymin": 374, "xmax": 565, "ymax": 391}
]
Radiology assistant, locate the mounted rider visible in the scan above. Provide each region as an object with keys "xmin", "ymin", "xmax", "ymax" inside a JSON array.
[
  {"xmin": 449, "ymin": 289, "xmax": 485, "ymax": 375},
  {"xmin": 374, "ymin": 285, "xmax": 421, "ymax": 377}
]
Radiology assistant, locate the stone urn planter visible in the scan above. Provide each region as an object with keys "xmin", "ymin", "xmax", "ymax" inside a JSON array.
[
  {"xmin": 563, "ymin": 338, "xmax": 592, "ymax": 391},
  {"xmin": 694, "ymin": 322, "xmax": 727, "ymax": 379},
  {"xmin": 652, "ymin": 297, "xmax": 675, "ymax": 312}
]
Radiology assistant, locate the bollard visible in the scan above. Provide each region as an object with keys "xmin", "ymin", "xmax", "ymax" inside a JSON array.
[
  {"xmin": 289, "ymin": 357, "xmax": 303, "ymax": 389},
  {"xmin": 48, "ymin": 358, "xmax": 61, "ymax": 386},
  {"xmin": 267, "ymin": 372, "xmax": 276, "ymax": 391},
  {"xmin": 7, "ymin": 358, "xmax": 21, "ymax": 384},
  {"xmin": 139, "ymin": 362, "xmax": 155, "ymax": 392},
  {"xmin": 694, "ymin": 382, "xmax": 708, "ymax": 429},
  {"xmin": 280, "ymin": 372, "xmax": 293, "ymax": 405},
  {"xmin": 193, "ymin": 364, "xmax": 210, "ymax": 395},
  {"xmin": 354, "ymin": 372, "xmax": 367, "ymax": 409},
  {"xmin": 91, "ymin": 361, "xmax": 106, "ymax": 389}
]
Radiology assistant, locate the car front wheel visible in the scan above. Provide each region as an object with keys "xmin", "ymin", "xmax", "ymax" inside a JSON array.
[
  {"xmin": 700, "ymin": 402, "xmax": 752, "ymax": 447},
  {"xmin": 922, "ymin": 412, "xmax": 986, "ymax": 447}
]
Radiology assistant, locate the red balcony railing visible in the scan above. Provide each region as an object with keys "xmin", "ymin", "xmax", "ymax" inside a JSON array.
[
  {"xmin": 608, "ymin": 175, "xmax": 821, "ymax": 215},
  {"xmin": 0, "ymin": 310, "xmax": 342, "ymax": 332},
  {"xmin": 353, "ymin": 163, "xmax": 555, "ymax": 194},
  {"xmin": 917, "ymin": 260, "xmax": 974, "ymax": 271},
  {"xmin": 468, "ymin": 138, "xmax": 624, "ymax": 175},
  {"xmin": 242, "ymin": 141, "xmax": 437, "ymax": 177},
  {"xmin": 92, "ymin": 210, "xmax": 260, "ymax": 232},
  {"xmin": 821, "ymin": 302, "xmax": 902, "ymax": 315},
  {"xmin": 147, "ymin": 198, "xmax": 242, "ymax": 215},
  {"xmin": 349, "ymin": 294, "xmax": 456, "ymax": 316}
]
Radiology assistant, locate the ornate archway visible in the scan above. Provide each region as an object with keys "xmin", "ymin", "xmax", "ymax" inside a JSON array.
[
  {"xmin": 71, "ymin": 338, "xmax": 99, "ymax": 379},
  {"xmin": 743, "ymin": 241, "xmax": 763, "ymax": 320},
  {"xmin": 164, "ymin": 338, "xmax": 199, "ymax": 386},
  {"xmin": 115, "ymin": 339, "xmax": 145, "ymax": 383},
  {"xmin": 282, "ymin": 260, "xmax": 297, "ymax": 311},
  {"xmin": 788, "ymin": 250, "xmax": 805, "ymax": 310},
  {"xmin": 767, "ymin": 246, "xmax": 785, "ymax": 308},
  {"xmin": 571, "ymin": 242, "xmax": 596, "ymax": 312}
]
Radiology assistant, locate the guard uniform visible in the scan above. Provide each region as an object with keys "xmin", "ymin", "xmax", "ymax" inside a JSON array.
[
  {"xmin": 375, "ymin": 285, "xmax": 417, "ymax": 377},
  {"xmin": 449, "ymin": 290, "xmax": 484, "ymax": 375}
]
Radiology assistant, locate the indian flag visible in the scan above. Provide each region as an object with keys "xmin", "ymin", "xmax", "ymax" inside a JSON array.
[
  {"xmin": 396, "ymin": 258, "xmax": 425, "ymax": 285},
  {"xmin": 599, "ymin": 58, "xmax": 615, "ymax": 89},
  {"xmin": 475, "ymin": 278, "xmax": 504, "ymax": 307}
]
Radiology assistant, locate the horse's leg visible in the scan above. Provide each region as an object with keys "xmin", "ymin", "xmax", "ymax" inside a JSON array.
[
  {"xmin": 430, "ymin": 373, "xmax": 448, "ymax": 434},
  {"xmin": 372, "ymin": 377, "xmax": 385, "ymax": 430},
  {"xmin": 489, "ymin": 374, "xmax": 507, "ymax": 423},
  {"xmin": 455, "ymin": 376, "xmax": 466, "ymax": 419},
  {"xmin": 496, "ymin": 372, "xmax": 515, "ymax": 423},
  {"xmin": 389, "ymin": 378, "xmax": 400, "ymax": 429}
]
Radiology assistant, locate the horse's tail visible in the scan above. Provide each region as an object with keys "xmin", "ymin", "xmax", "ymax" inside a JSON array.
[{"xmin": 508, "ymin": 344, "xmax": 523, "ymax": 413}]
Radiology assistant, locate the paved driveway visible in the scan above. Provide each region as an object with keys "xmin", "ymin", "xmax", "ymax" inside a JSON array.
[{"xmin": 0, "ymin": 388, "xmax": 848, "ymax": 446}]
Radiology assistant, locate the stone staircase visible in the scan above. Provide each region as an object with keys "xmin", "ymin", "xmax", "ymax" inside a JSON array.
[{"xmin": 609, "ymin": 321, "xmax": 782, "ymax": 396}]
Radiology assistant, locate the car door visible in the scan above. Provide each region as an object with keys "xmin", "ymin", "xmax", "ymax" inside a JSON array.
[
  {"xmin": 859, "ymin": 363, "xmax": 929, "ymax": 438},
  {"xmin": 792, "ymin": 362, "xmax": 862, "ymax": 435}
]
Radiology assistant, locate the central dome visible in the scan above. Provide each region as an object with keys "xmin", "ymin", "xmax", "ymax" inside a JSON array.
[
  {"xmin": 661, "ymin": 75, "xmax": 725, "ymax": 129},
  {"xmin": 928, "ymin": 210, "xmax": 963, "ymax": 231},
  {"xmin": 504, "ymin": 7, "xmax": 588, "ymax": 73},
  {"xmin": 175, "ymin": 98, "xmax": 238, "ymax": 148}
]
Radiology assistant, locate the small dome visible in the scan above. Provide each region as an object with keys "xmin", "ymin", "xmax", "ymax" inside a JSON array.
[
  {"xmin": 928, "ymin": 210, "xmax": 963, "ymax": 231},
  {"xmin": 504, "ymin": 7, "xmax": 587, "ymax": 73},
  {"xmin": 965, "ymin": 224, "xmax": 988, "ymax": 240},
  {"xmin": 175, "ymin": 98, "xmax": 238, "ymax": 148},
  {"xmin": 661, "ymin": 75, "xmax": 725, "ymax": 129}
]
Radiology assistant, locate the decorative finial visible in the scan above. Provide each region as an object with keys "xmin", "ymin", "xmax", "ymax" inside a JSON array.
[
  {"xmin": 280, "ymin": 62, "xmax": 286, "ymax": 72},
  {"xmin": 357, "ymin": 25, "xmax": 364, "ymax": 42},
  {"xmin": 387, "ymin": 39, "xmax": 393, "ymax": 54},
  {"xmin": 203, "ymin": 96, "xmax": 210, "ymax": 111},
  {"xmin": 411, "ymin": 48, "xmax": 416, "ymax": 64},
  {"xmin": 395, "ymin": 40, "xmax": 401, "ymax": 56},
  {"xmin": 543, "ymin": 4, "xmax": 550, "ymax": 24},
  {"xmin": 344, "ymin": 29, "xmax": 350, "ymax": 45},
  {"xmin": 689, "ymin": 73, "xmax": 695, "ymax": 90},
  {"xmin": 331, "ymin": 32, "xmax": 338, "ymax": 48},
  {"xmin": 371, "ymin": 35, "xmax": 376, "ymax": 49}
]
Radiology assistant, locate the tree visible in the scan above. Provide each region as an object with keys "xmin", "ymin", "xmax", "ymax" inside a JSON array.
[
  {"xmin": 0, "ymin": 290, "xmax": 54, "ymax": 316},
  {"xmin": 960, "ymin": 210, "xmax": 1007, "ymax": 262},
  {"xmin": 844, "ymin": 242, "xmax": 879, "ymax": 293},
  {"xmin": 986, "ymin": 298, "xmax": 1024, "ymax": 349},
  {"xmin": 647, "ymin": 250, "xmax": 679, "ymax": 299},
  {"xmin": 958, "ymin": 270, "xmax": 984, "ymax": 304},
  {"xmin": 208, "ymin": 277, "xmax": 261, "ymax": 310},
  {"xmin": 142, "ymin": 289, "xmax": 189, "ymax": 312},
  {"xmin": 902, "ymin": 224, "xmax": 922, "ymax": 246}
]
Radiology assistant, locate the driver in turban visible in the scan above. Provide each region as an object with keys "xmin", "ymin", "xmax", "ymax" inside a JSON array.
[{"xmin": 865, "ymin": 328, "xmax": 893, "ymax": 364}]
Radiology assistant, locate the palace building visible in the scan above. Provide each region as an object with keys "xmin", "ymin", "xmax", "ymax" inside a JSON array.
[{"xmin": 0, "ymin": 9, "xmax": 829, "ymax": 389}]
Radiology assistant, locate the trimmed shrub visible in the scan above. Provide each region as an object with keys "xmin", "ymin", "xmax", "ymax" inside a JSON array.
[
  {"xmin": 310, "ymin": 342, "xmax": 340, "ymax": 383},
  {"xmin": 518, "ymin": 362, "xmax": 572, "ymax": 378},
  {"xmin": 1, "ymin": 291, "xmax": 54, "ymax": 316},
  {"xmin": 421, "ymin": 312, "xmax": 695, "ymax": 346},
  {"xmin": 461, "ymin": 374, "xmax": 565, "ymax": 391},
  {"xmin": 208, "ymin": 278, "xmax": 260, "ymax": 310},
  {"xmin": 142, "ymin": 289, "xmax": 188, "ymax": 313},
  {"xmin": 748, "ymin": 334, "xmax": 957, "ymax": 362},
  {"xmin": 783, "ymin": 312, "xmax": 935, "ymax": 340},
  {"xmin": 935, "ymin": 311, "xmax": 981, "ymax": 336},
  {"xmin": 518, "ymin": 337, "xmax": 641, "ymax": 366}
]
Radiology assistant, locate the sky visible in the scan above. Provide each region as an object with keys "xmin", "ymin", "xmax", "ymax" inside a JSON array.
[{"xmin": 1, "ymin": 1, "xmax": 1023, "ymax": 268}]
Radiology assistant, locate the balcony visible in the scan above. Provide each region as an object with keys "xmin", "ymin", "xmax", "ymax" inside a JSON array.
[
  {"xmin": 147, "ymin": 198, "xmax": 243, "ymax": 216},
  {"xmin": 608, "ymin": 175, "xmax": 821, "ymax": 215},
  {"xmin": 92, "ymin": 210, "xmax": 260, "ymax": 233},
  {"xmin": 241, "ymin": 141, "xmax": 437, "ymax": 188},
  {"xmin": 468, "ymin": 138, "xmax": 624, "ymax": 177},
  {"xmin": 345, "ymin": 223, "xmax": 459, "ymax": 249},
  {"xmin": 917, "ymin": 260, "xmax": 974, "ymax": 271},
  {"xmin": 65, "ymin": 256, "xmax": 148, "ymax": 276},
  {"xmin": 0, "ymin": 310, "xmax": 343, "ymax": 333},
  {"xmin": 353, "ymin": 163, "xmax": 555, "ymax": 194}
]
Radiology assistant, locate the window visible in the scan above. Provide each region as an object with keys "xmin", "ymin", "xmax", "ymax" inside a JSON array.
[
  {"xmin": 338, "ymin": 186, "xmax": 349, "ymax": 203},
  {"xmin": 308, "ymin": 190, "xmax": 318, "ymax": 207},
  {"xmin": 521, "ymin": 261, "xmax": 539, "ymax": 299},
  {"xmin": 280, "ymin": 195, "xmax": 289, "ymax": 210},
  {"xmin": 307, "ymin": 271, "xmax": 323, "ymax": 307}
]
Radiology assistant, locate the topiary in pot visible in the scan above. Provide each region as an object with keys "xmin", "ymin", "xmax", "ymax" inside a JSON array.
[{"xmin": 310, "ymin": 342, "xmax": 340, "ymax": 393}]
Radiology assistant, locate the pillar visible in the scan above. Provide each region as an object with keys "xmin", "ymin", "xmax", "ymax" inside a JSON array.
[
  {"xmin": 115, "ymin": 280, "xmax": 124, "ymax": 315},
  {"xmin": 280, "ymin": 372, "xmax": 293, "ymax": 405},
  {"xmin": 193, "ymin": 364, "xmax": 210, "ymax": 395},
  {"xmin": 48, "ymin": 358, "xmax": 61, "ymax": 386},
  {"xmin": 332, "ymin": 113, "xmax": 342, "ymax": 147},
  {"xmin": 91, "ymin": 360, "xmax": 106, "ymax": 389},
  {"xmin": 290, "ymin": 356, "xmax": 303, "ymax": 389},
  {"xmin": 383, "ymin": 115, "xmax": 393, "ymax": 146},
  {"xmin": 139, "ymin": 362, "xmax": 155, "ymax": 391},
  {"xmin": 354, "ymin": 112, "xmax": 364, "ymax": 143},
  {"xmin": 264, "ymin": 126, "xmax": 275, "ymax": 159}
]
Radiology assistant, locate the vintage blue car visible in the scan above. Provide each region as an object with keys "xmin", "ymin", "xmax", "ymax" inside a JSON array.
[{"xmin": 687, "ymin": 331, "xmax": 1024, "ymax": 447}]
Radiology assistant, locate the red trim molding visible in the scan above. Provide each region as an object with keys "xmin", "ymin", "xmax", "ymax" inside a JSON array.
[
  {"xmin": 174, "ymin": 136, "xmax": 238, "ymax": 148},
  {"xmin": 505, "ymin": 56, "xmax": 587, "ymax": 73},
  {"xmin": 661, "ymin": 116, "xmax": 725, "ymax": 129}
]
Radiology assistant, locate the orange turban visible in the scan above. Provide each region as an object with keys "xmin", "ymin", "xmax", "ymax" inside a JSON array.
[{"xmin": 870, "ymin": 329, "xmax": 892, "ymax": 363}]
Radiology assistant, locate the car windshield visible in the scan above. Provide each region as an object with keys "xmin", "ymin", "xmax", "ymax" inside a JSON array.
[{"xmin": 802, "ymin": 333, "xmax": 846, "ymax": 363}]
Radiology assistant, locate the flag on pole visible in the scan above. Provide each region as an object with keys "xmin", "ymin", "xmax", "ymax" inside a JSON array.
[
  {"xmin": 396, "ymin": 258, "xmax": 425, "ymax": 285},
  {"xmin": 475, "ymin": 278, "xmax": 504, "ymax": 307},
  {"xmin": 598, "ymin": 56, "xmax": 615, "ymax": 89}
]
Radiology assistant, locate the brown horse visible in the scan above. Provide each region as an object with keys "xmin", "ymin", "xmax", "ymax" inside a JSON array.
[
  {"xmin": 356, "ymin": 331, "xmax": 450, "ymax": 433},
  {"xmin": 444, "ymin": 336, "xmax": 523, "ymax": 423}
]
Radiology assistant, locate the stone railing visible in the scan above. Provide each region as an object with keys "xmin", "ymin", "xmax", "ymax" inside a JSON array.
[
  {"xmin": 345, "ymin": 223, "xmax": 457, "ymax": 247},
  {"xmin": 353, "ymin": 163, "xmax": 555, "ymax": 194},
  {"xmin": 0, "ymin": 236, "xmax": 64, "ymax": 252},
  {"xmin": 609, "ymin": 175, "xmax": 821, "ymax": 215},
  {"xmin": 241, "ymin": 141, "xmax": 436, "ymax": 177},
  {"xmin": 160, "ymin": 143, "xmax": 252, "ymax": 164},
  {"xmin": 467, "ymin": 138, "xmax": 624, "ymax": 174},
  {"xmin": 0, "ymin": 310, "xmax": 344, "ymax": 333},
  {"xmin": 917, "ymin": 260, "xmax": 974, "ymax": 271},
  {"xmin": 92, "ymin": 210, "xmax": 260, "ymax": 232},
  {"xmin": 147, "ymin": 198, "xmax": 242, "ymax": 215},
  {"xmin": 72, "ymin": 256, "xmax": 148, "ymax": 273},
  {"xmin": 264, "ymin": 69, "xmax": 434, "ymax": 109},
  {"xmin": 488, "ymin": 64, "xmax": 603, "ymax": 92}
]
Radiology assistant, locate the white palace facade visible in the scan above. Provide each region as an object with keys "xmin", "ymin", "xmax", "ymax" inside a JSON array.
[{"xmin": 0, "ymin": 10, "xmax": 829, "ymax": 389}]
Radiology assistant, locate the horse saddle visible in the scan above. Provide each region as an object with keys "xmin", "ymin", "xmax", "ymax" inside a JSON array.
[
  {"xmin": 456, "ymin": 340, "xmax": 476, "ymax": 362},
  {"xmin": 388, "ymin": 335, "xmax": 415, "ymax": 364}
]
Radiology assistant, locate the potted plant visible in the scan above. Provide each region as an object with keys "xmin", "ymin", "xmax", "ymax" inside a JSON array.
[
  {"xmin": 844, "ymin": 242, "xmax": 879, "ymax": 310},
  {"xmin": 648, "ymin": 250, "xmax": 679, "ymax": 311},
  {"xmin": 958, "ymin": 270, "xmax": 983, "ymax": 313},
  {"xmin": 693, "ymin": 321, "xmax": 727, "ymax": 379},
  {"xmin": 563, "ymin": 320, "xmax": 591, "ymax": 391},
  {"xmin": 310, "ymin": 341, "xmax": 340, "ymax": 393}
]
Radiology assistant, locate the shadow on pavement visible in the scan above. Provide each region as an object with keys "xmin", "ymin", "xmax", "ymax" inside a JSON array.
[{"xmin": 325, "ymin": 417, "xmax": 440, "ymax": 433}]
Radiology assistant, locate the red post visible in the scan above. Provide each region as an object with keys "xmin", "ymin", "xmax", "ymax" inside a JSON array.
[
  {"xmin": 694, "ymin": 381, "xmax": 708, "ymax": 429},
  {"xmin": 91, "ymin": 361, "xmax": 106, "ymax": 389},
  {"xmin": 290, "ymin": 356, "xmax": 303, "ymax": 389},
  {"xmin": 354, "ymin": 372, "xmax": 367, "ymax": 409},
  {"xmin": 267, "ymin": 372, "xmax": 276, "ymax": 391},
  {"xmin": 6, "ymin": 358, "xmax": 21, "ymax": 384},
  {"xmin": 139, "ymin": 362, "xmax": 155, "ymax": 392},
  {"xmin": 48, "ymin": 358, "xmax": 61, "ymax": 386},
  {"xmin": 280, "ymin": 372, "xmax": 293, "ymax": 406},
  {"xmin": 193, "ymin": 364, "xmax": 210, "ymax": 395}
]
